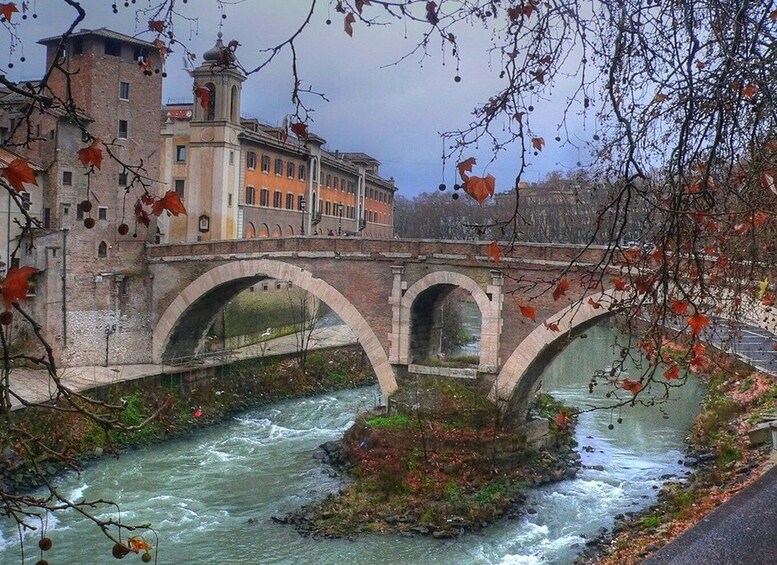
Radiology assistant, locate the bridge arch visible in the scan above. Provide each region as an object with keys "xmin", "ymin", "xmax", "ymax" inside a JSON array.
[
  {"xmin": 397, "ymin": 271, "xmax": 500, "ymax": 373},
  {"xmin": 153, "ymin": 259, "xmax": 397, "ymax": 396},
  {"xmin": 489, "ymin": 290, "xmax": 625, "ymax": 414}
]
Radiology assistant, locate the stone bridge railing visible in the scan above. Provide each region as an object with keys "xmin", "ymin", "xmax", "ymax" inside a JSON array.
[{"xmin": 147, "ymin": 236, "xmax": 612, "ymax": 267}]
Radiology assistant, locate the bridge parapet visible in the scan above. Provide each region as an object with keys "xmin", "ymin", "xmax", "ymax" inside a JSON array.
[{"xmin": 147, "ymin": 237, "xmax": 611, "ymax": 267}]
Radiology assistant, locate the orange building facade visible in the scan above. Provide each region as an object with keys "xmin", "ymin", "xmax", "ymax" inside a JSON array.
[{"xmin": 159, "ymin": 36, "xmax": 397, "ymax": 243}]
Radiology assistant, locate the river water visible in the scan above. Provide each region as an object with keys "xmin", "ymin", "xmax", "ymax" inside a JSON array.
[{"xmin": 1, "ymin": 323, "xmax": 705, "ymax": 564}]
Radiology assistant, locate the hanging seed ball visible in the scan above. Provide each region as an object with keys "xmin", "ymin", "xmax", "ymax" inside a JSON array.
[
  {"xmin": 438, "ymin": 183, "xmax": 446, "ymax": 191},
  {"xmin": 35, "ymin": 560, "xmax": 49, "ymax": 565},
  {"xmin": 84, "ymin": 217, "xmax": 96, "ymax": 229},
  {"xmin": 326, "ymin": 18, "xmax": 331, "ymax": 25},
  {"xmin": 617, "ymin": 417, "xmax": 623, "ymax": 424},
  {"xmin": 38, "ymin": 537, "xmax": 53, "ymax": 551},
  {"xmin": 593, "ymin": 134, "xmax": 600, "ymax": 141},
  {"xmin": 608, "ymin": 423, "xmax": 614, "ymax": 430},
  {"xmin": 112, "ymin": 543, "xmax": 130, "ymax": 559},
  {"xmin": 452, "ymin": 193, "xmax": 459, "ymax": 200},
  {"xmin": 454, "ymin": 75, "xmax": 461, "ymax": 82},
  {"xmin": 118, "ymin": 223, "xmax": 130, "ymax": 235},
  {"xmin": 141, "ymin": 553, "xmax": 152, "ymax": 563},
  {"xmin": 0, "ymin": 311, "xmax": 13, "ymax": 325},
  {"xmin": 80, "ymin": 200, "xmax": 93, "ymax": 213}
]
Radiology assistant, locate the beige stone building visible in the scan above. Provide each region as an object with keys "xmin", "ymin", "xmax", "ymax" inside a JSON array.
[{"xmin": 159, "ymin": 34, "xmax": 398, "ymax": 243}]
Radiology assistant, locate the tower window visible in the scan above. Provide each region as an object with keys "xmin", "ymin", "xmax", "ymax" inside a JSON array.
[
  {"xmin": 119, "ymin": 82, "xmax": 130, "ymax": 100},
  {"xmin": 98, "ymin": 207, "xmax": 108, "ymax": 221},
  {"xmin": 175, "ymin": 145, "xmax": 186, "ymax": 162},
  {"xmin": 62, "ymin": 171, "xmax": 72, "ymax": 186},
  {"xmin": 98, "ymin": 241, "xmax": 108, "ymax": 258},
  {"xmin": 174, "ymin": 179, "xmax": 185, "ymax": 198},
  {"xmin": 105, "ymin": 39, "xmax": 121, "ymax": 56},
  {"xmin": 118, "ymin": 120, "xmax": 128, "ymax": 139}
]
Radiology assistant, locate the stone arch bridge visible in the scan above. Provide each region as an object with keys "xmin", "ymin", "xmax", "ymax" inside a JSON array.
[{"xmin": 146, "ymin": 237, "xmax": 630, "ymax": 414}]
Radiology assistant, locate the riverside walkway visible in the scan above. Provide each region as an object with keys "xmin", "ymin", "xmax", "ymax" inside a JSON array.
[{"xmin": 9, "ymin": 324, "xmax": 357, "ymax": 410}]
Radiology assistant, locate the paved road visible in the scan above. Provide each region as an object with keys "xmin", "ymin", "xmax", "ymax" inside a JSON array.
[
  {"xmin": 647, "ymin": 461, "xmax": 777, "ymax": 564},
  {"xmin": 8, "ymin": 324, "xmax": 358, "ymax": 410}
]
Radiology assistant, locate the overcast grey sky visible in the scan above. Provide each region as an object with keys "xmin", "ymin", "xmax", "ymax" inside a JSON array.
[{"xmin": 6, "ymin": 1, "xmax": 594, "ymax": 197}]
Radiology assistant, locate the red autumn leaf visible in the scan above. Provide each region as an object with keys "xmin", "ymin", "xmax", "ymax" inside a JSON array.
[
  {"xmin": 663, "ymin": 364, "xmax": 680, "ymax": 380},
  {"xmin": 344, "ymin": 12, "xmax": 356, "ymax": 36},
  {"xmin": 290, "ymin": 122, "xmax": 308, "ymax": 139},
  {"xmin": 533, "ymin": 69, "xmax": 545, "ymax": 84},
  {"xmin": 148, "ymin": 20, "xmax": 165, "ymax": 33},
  {"xmin": 693, "ymin": 343, "xmax": 706, "ymax": 357},
  {"xmin": 612, "ymin": 277, "xmax": 628, "ymax": 291},
  {"xmin": 152, "ymin": 190, "xmax": 187, "ymax": 217},
  {"xmin": 771, "ymin": 9, "xmax": 777, "ymax": 20},
  {"xmin": 194, "ymin": 85, "xmax": 210, "ymax": 110},
  {"xmin": 2, "ymin": 265, "xmax": 37, "ymax": 310},
  {"xmin": 141, "ymin": 193, "xmax": 155, "ymax": 206},
  {"xmin": 754, "ymin": 211, "xmax": 769, "ymax": 227},
  {"xmin": 553, "ymin": 411, "xmax": 570, "ymax": 428},
  {"xmin": 335, "ymin": 1, "xmax": 346, "ymax": 13},
  {"xmin": 154, "ymin": 39, "xmax": 169, "ymax": 62},
  {"xmin": 619, "ymin": 378, "xmax": 644, "ymax": 395},
  {"xmin": 671, "ymin": 299, "xmax": 688, "ymax": 315},
  {"xmin": 716, "ymin": 256, "xmax": 729, "ymax": 269},
  {"xmin": 764, "ymin": 294, "xmax": 775, "ymax": 306},
  {"xmin": 518, "ymin": 303, "xmax": 536, "ymax": 322},
  {"xmin": 0, "ymin": 3, "xmax": 18, "ymax": 22},
  {"xmin": 355, "ymin": 0, "xmax": 371, "ymax": 14},
  {"xmin": 78, "ymin": 139, "xmax": 103, "ymax": 170},
  {"xmin": 687, "ymin": 313, "xmax": 709, "ymax": 336},
  {"xmin": 426, "ymin": 1, "xmax": 438, "ymax": 25},
  {"xmin": 457, "ymin": 157, "xmax": 477, "ymax": 182},
  {"xmin": 650, "ymin": 245, "xmax": 664, "ymax": 263},
  {"xmin": 487, "ymin": 241, "xmax": 501, "ymax": 265},
  {"xmin": 587, "ymin": 297, "xmax": 602, "ymax": 309},
  {"xmin": 634, "ymin": 275, "xmax": 654, "ymax": 295},
  {"xmin": 1, "ymin": 158, "xmax": 36, "ymax": 192},
  {"xmin": 640, "ymin": 340, "xmax": 655, "ymax": 360},
  {"xmin": 462, "ymin": 174, "xmax": 496, "ymax": 205},
  {"xmin": 127, "ymin": 537, "xmax": 153, "ymax": 553},
  {"xmin": 523, "ymin": 2, "xmax": 535, "ymax": 17},
  {"xmin": 623, "ymin": 248, "xmax": 641, "ymax": 263},
  {"xmin": 545, "ymin": 321, "xmax": 560, "ymax": 332},
  {"xmin": 552, "ymin": 277, "xmax": 570, "ymax": 301},
  {"xmin": 507, "ymin": 6, "xmax": 522, "ymax": 21},
  {"xmin": 689, "ymin": 355, "xmax": 705, "ymax": 373},
  {"xmin": 531, "ymin": 137, "xmax": 545, "ymax": 151},
  {"xmin": 741, "ymin": 84, "xmax": 758, "ymax": 99},
  {"xmin": 134, "ymin": 201, "xmax": 151, "ymax": 227}
]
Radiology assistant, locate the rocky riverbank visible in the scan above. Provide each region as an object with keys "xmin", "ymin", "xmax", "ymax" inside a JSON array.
[
  {"xmin": 274, "ymin": 382, "xmax": 580, "ymax": 540},
  {"xmin": 2, "ymin": 346, "xmax": 377, "ymax": 490},
  {"xmin": 577, "ymin": 346, "xmax": 777, "ymax": 564}
]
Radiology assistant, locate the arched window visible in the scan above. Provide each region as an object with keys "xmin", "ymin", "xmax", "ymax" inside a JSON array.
[
  {"xmin": 205, "ymin": 82, "xmax": 216, "ymax": 121},
  {"xmin": 230, "ymin": 85, "xmax": 239, "ymax": 122},
  {"xmin": 287, "ymin": 225, "xmax": 294, "ymax": 236},
  {"xmin": 98, "ymin": 241, "xmax": 108, "ymax": 258},
  {"xmin": 244, "ymin": 222, "xmax": 256, "ymax": 238},
  {"xmin": 259, "ymin": 223, "xmax": 269, "ymax": 238},
  {"xmin": 272, "ymin": 224, "xmax": 282, "ymax": 237}
]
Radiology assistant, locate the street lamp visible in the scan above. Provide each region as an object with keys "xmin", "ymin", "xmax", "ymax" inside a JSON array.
[
  {"xmin": 299, "ymin": 196, "xmax": 306, "ymax": 236},
  {"xmin": 336, "ymin": 203, "xmax": 344, "ymax": 236}
]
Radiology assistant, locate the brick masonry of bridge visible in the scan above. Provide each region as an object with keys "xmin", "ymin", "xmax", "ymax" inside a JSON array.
[{"xmin": 145, "ymin": 237, "xmax": 615, "ymax": 410}]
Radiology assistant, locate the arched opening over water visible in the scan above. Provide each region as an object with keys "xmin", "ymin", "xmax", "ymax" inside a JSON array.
[{"xmin": 153, "ymin": 259, "xmax": 397, "ymax": 396}]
